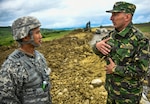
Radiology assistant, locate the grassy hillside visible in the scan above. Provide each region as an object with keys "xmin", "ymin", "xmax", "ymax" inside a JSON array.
[
  {"xmin": 0, "ymin": 27, "xmax": 72, "ymax": 46},
  {"xmin": 41, "ymin": 29, "xmax": 72, "ymax": 41},
  {"xmin": 134, "ymin": 22, "xmax": 150, "ymax": 33},
  {"xmin": 0, "ymin": 27, "xmax": 13, "ymax": 46}
]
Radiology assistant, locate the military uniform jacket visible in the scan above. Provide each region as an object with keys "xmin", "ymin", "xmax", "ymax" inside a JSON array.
[
  {"xmin": 0, "ymin": 49, "xmax": 51, "ymax": 104},
  {"xmin": 93, "ymin": 23, "xmax": 150, "ymax": 100}
]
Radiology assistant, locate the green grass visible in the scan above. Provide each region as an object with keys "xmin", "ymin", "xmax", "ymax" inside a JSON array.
[
  {"xmin": 134, "ymin": 23, "xmax": 150, "ymax": 33},
  {"xmin": 42, "ymin": 30, "xmax": 72, "ymax": 41},
  {"xmin": 0, "ymin": 27, "xmax": 14, "ymax": 46}
]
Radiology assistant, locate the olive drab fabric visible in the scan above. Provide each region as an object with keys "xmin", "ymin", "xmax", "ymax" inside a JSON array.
[
  {"xmin": 106, "ymin": 1, "xmax": 136, "ymax": 15},
  {"xmin": 93, "ymin": 23, "xmax": 150, "ymax": 103},
  {"xmin": 0, "ymin": 50, "xmax": 52, "ymax": 104},
  {"xmin": 12, "ymin": 16, "xmax": 41, "ymax": 40}
]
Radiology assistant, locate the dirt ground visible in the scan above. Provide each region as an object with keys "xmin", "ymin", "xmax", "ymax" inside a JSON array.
[
  {"xmin": 39, "ymin": 30, "xmax": 108, "ymax": 104},
  {"xmin": 0, "ymin": 29, "xmax": 149, "ymax": 104}
]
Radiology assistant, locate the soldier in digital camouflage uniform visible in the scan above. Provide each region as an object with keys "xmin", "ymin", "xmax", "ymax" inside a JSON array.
[
  {"xmin": 92, "ymin": 1, "xmax": 150, "ymax": 104},
  {"xmin": 0, "ymin": 16, "xmax": 52, "ymax": 104}
]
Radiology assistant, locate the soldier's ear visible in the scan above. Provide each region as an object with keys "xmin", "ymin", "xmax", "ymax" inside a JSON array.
[
  {"xmin": 29, "ymin": 30, "xmax": 33, "ymax": 35},
  {"xmin": 124, "ymin": 13, "xmax": 132, "ymax": 22},
  {"xmin": 22, "ymin": 35, "xmax": 30, "ymax": 41}
]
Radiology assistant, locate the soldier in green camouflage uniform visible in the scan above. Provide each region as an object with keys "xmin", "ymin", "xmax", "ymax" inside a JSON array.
[
  {"xmin": 0, "ymin": 16, "xmax": 52, "ymax": 104},
  {"xmin": 92, "ymin": 1, "xmax": 150, "ymax": 104}
]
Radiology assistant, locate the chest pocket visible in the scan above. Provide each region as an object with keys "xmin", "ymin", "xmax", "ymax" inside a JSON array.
[
  {"xmin": 115, "ymin": 42, "xmax": 136, "ymax": 65},
  {"xmin": 117, "ymin": 43, "xmax": 134, "ymax": 57},
  {"xmin": 21, "ymin": 56, "xmax": 51, "ymax": 104},
  {"xmin": 23, "ymin": 60, "xmax": 43, "ymax": 89},
  {"xmin": 108, "ymin": 37, "xmax": 136, "ymax": 65}
]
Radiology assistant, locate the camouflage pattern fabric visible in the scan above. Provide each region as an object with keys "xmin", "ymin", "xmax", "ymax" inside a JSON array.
[
  {"xmin": 106, "ymin": 94, "xmax": 140, "ymax": 104},
  {"xmin": 12, "ymin": 16, "xmax": 41, "ymax": 40},
  {"xmin": 93, "ymin": 22, "xmax": 150, "ymax": 104},
  {"xmin": 0, "ymin": 50, "xmax": 51, "ymax": 104},
  {"xmin": 106, "ymin": 1, "xmax": 136, "ymax": 15}
]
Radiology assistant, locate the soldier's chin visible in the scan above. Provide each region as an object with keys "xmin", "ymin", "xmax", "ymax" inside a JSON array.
[
  {"xmin": 36, "ymin": 44, "xmax": 41, "ymax": 47},
  {"xmin": 36, "ymin": 41, "xmax": 42, "ymax": 47},
  {"xmin": 39, "ymin": 40, "xmax": 42, "ymax": 43},
  {"xmin": 32, "ymin": 43, "xmax": 41, "ymax": 47}
]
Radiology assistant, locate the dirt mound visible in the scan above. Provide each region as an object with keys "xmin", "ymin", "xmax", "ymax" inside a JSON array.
[
  {"xmin": 38, "ymin": 31, "xmax": 107, "ymax": 104},
  {"xmin": 0, "ymin": 30, "xmax": 107, "ymax": 104}
]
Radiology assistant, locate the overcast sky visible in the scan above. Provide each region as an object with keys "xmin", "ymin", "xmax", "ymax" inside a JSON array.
[{"xmin": 0, "ymin": 0, "xmax": 150, "ymax": 29}]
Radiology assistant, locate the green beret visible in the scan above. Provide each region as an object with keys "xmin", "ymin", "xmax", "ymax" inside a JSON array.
[{"xmin": 106, "ymin": 1, "xmax": 136, "ymax": 15}]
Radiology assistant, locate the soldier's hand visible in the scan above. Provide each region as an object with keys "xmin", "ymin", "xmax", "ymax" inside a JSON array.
[
  {"xmin": 105, "ymin": 58, "xmax": 116, "ymax": 74},
  {"xmin": 96, "ymin": 38, "xmax": 111, "ymax": 55}
]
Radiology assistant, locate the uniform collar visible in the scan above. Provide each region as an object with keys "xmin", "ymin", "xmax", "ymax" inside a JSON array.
[
  {"xmin": 115, "ymin": 22, "xmax": 133, "ymax": 37},
  {"xmin": 18, "ymin": 48, "xmax": 35, "ymax": 58}
]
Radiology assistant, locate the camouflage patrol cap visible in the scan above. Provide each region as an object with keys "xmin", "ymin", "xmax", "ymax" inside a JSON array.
[
  {"xmin": 12, "ymin": 16, "xmax": 41, "ymax": 40},
  {"xmin": 106, "ymin": 1, "xmax": 136, "ymax": 15}
]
